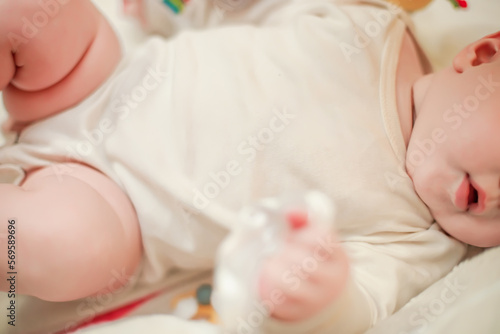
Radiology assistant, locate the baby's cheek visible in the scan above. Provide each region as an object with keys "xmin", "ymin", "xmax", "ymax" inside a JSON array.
[{"xmin": 410, "ymin": 166, "xmax": 438, "ymax": 205}]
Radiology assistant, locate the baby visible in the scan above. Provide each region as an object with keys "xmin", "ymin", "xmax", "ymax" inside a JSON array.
[{"xmin": 0, "ymin": 0, "xmax": 499, "ymax": 333}]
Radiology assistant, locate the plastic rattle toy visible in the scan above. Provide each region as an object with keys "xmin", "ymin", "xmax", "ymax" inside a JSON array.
[
  {"xmin": 213, "ymin": 191, "xmax": 336, "ymax": 332},
  {"xmin": 448, "ymin": 0, "xmax": 468, "ymax": 9}
]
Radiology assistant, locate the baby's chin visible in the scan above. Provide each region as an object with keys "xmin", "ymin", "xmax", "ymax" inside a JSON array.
[
  {"xmin": 433, "ymin": 212, "xmax": 500, "ymax": 248},
  {"xmin": 453, "ymin": 233, "xmax": 500, "ymax": 248},
  {"xmin": 429, "ymin": 210, "xmax": 468, "ymax": 241}
]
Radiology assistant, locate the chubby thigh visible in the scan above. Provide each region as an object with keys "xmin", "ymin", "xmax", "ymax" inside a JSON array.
[{"xmin": 0, "ymin": 162, "xmax": 143, "ymax": 302}]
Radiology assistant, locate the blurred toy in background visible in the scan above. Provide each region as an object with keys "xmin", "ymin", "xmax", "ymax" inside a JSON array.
[
  {"xmin": 448, "ymin": 0, "xmax": 468, "ymax": 8},
  {"xmin": 124, "ymin": 0, "xmax": 469, "ymax": 20},
  {"xmin": 385, "ymin": 0, "xmax": 432, "ymax": 11},
  {"xmin": 123, "ymin": 0, "xmax": 189, "ymax": 35},
  {"xmin": 123, "ymin": 0, "xmax": 190, "ymax": 18},
  {"xmin": 161, "ymin": 0, "xmax": 190, "ymax": 13},
  {"xmin": 170, "ymin": 284, "xmax": 219, "ymax": 324},
  {"xmin": 122, "ymin": 0, "xmax": 252, "ymax": 36},
  {"xmin": 123, "ymin": 0, "xmax": 469, "ymax": 34},
  {"xmin": 385, "ymin": 0, "xmax": 468, "ymax": 11}
]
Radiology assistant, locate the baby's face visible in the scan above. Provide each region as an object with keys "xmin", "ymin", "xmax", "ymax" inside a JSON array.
[{"xmin": 407, "ymin": 35, "xmax": 500, "ymax": 247}]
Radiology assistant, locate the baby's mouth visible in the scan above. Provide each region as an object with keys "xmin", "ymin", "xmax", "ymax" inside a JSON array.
[
  {"xmin": 466, "ymin": 177, "xmax": 486, "ymax": 214},
  {"xmin": 467, "ymin": 182, "xmax": 479, "ymax": 209},
  {"xmin": 455, "ymin": 174, "xmax": 484, "ymax": 213}
]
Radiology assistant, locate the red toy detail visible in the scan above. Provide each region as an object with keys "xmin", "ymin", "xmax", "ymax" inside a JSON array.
[{"xmin": 286, "ymin": 210, "xmax": 309, "ymax": 230}]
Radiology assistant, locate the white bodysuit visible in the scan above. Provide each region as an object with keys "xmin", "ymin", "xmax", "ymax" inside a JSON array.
[{"xmin": 0, "ymin": 0, "xmax": 466, "ymax": 333}]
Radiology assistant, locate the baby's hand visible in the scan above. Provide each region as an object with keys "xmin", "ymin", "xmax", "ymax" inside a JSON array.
[{"xmin": 258, "ymin": 212, "xmax": 350, "ymax": 322}]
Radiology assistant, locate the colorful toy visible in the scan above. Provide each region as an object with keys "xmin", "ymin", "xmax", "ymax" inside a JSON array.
[
  {"xmin": 130, "ymin": 0, "xmax": 469, "ymax": 17},
  {"xmin": 449, "ymin": 0, "xmax": 468, "ymax": 9},
  {"xmin": 141, "ymin": 0, "xmax": 469, "ymax": 18},
  {"xmin": 162, "ymin": 0, "xmax": 190, "ymax": 14},
  {"xmin": 170, "ymin": 284, "xmax": 219, "ymax": 324},
  {"xmin": 386, "ymin": 0, "xmax": 468, "ymax": 11}
]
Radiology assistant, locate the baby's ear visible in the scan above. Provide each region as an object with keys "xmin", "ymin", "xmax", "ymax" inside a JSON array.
[
  {"xmin": 452, "ymin": 31, "xmax": 500, "ymax": 73},
  {"xmin": 484, "ymin": 31, "xmax": 500, "ymax": 40}
]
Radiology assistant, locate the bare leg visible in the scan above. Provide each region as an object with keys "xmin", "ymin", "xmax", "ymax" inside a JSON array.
[{"xmin": 0, "ymin": 163, "xmax": 143, "ymax": 302}]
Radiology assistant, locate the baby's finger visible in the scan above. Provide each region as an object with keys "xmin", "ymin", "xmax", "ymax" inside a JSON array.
[{"xmin": 287, "ymin": 226, "xmax": 339, "ymax": 251}]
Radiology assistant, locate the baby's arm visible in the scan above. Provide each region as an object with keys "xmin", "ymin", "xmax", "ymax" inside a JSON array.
[
  {"xmin": 259, "ymin": 215, "xmax": 350, "ymax": 321},
  {"xmin": 259, "ymin": 222, "xmax": 466, "ymax": 333},
  {"xmin": 258, "ymin": 214, "xmax": 372, "ymax": 332},
  {"xmin": 0, "ymin": 163, "xmax": 143, "ymax": 302},
  {"xmin": 0, "ymin": 0, "xmax": 121, "ymax": 125}
]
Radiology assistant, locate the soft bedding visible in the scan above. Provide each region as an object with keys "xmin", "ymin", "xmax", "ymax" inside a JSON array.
[{"xmin": 1, "ymin": 1, "xmax": 500, "ymax": 333}]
